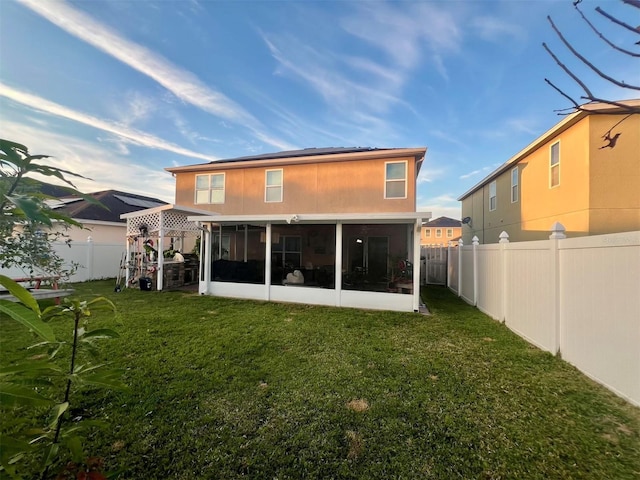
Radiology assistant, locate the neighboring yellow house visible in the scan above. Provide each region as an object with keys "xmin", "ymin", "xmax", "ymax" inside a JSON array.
[
  {"xmin": 458, "ymin": 100, "xmax": 640, "ymax": 244},
  {"xmin": 421, "ymin": 217, "xmax": 462, "ymax": 246},
  {"xmin": 166, "ymin": 147, "xmax": 430, "ymax": 312}
]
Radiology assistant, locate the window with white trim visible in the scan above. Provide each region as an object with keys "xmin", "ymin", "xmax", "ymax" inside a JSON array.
[
  {"xmin": 511, "ymin": 167, "xmax": 519, "ymax": 203},
  {"xmin": 385, "ymin": 161, "xmax": 407, "ymax": 199},
  {"xmin": 195, "ymin": 173, "xmax": 225, "ymax": 204},
  {"xmin": 425, "ymin": 229, "xmax": 431, "ymax": 238},
  {"xmin": 265, "ymin": 169, "xmax": 283, "ymax": 202},
  {"xmin": 446, "ymin": 228, "xmax": 453, "ymax": 237},
  {"xmin": 436, "ymin": 228, "xmax": 442, "ymax": 238},
  {"xmin": 272, "ymin": 235, "xmax": 301, "ymax": 269},
  {"xmin": 550, "ymin": 142, "xmax": 560, "ymax": 188},
  {"xmin": 489, "ymin": 180, "xmax": 497, "ymax": 211}
]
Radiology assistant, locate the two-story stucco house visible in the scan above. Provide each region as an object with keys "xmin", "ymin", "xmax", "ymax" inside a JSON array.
[
  {"xmin": 420, "ymin": 216, "xmax": 462, "ymax": 246},
  {"xmin": 165, "ymin": 147, "xmax": 429, "ymax": 312},
  {"xmin": 458, "ymin": 100, "xmax": 640, "ymax": 243}
]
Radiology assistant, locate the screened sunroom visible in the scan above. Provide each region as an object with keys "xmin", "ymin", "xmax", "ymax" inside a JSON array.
[{"xmin": 189, "ymin": 212, "xmax": 426, "ymax": 312}]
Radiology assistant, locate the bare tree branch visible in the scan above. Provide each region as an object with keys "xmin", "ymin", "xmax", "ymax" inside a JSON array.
[
  {"xmin": 596, "ymin": 6, "xmax": 640, "ymax": 35},
  {"xmin": 544, "ymin": 78, "xmax": 582, "ymax": 112},
  {"xmin": 547, "ymin": 15, "xmax": 640, "ymax": 91},
  {"xmin": 542, "ymin": 41, "xmax": 594, "ymax": 97},
  {"xmin": 576, "ymin": 5, "xmax": 640, "ymax": 57},
  {"xmin": 622, "ymin": 0, "xmax": 640, "ymax": 9}
]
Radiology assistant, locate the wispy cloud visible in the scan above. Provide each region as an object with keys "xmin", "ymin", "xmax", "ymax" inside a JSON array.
[
  {"xmin": 1, "ymin": 119, "xmax": 175, "ymax": 201},
  {"xmin": 112, "ymin": 91, "xmax": 157, "ymax": 127},
  {"xmin": 18, "ymin": 0, "xmax": 294, "ymax": 152},
  {"xmin": 417, "ymin": 193, "xmax": 461, "ymax": 220},
  {"xmin": 263, "ymin": 34, "xmax": 409, "ymax": 117},
  {"xmin": 459, "ymin": 165, "xmax": 493, "ymax": 180},
  {"xmin": 0, "ymin": 82, "xmax": 219, "ymax": 162},
  {"xmin": 341, "ymin": 3, "xmax": 461, "ymax": 70},
  {"xmin": 18, "ymin": 0, "xmax": 253, "ymax": 125},
  {"xmin": 471, "ymin": 16, "xmax": 526, "ymax": 43},
  {"xmin": 417, "ymin": 163, "xmax": 447, "ymax": 184}
]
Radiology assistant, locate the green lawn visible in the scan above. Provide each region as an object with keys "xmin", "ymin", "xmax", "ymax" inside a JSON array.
[{"xmin": 2, "ymin": 280, "xmax": 639, "ymax": 479}]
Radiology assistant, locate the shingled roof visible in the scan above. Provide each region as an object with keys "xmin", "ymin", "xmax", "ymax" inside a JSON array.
[
  {"xmin": 422, "ymin": 216, "xmax": 461, "ymax": 228},
  {"xmin": 209, "ymin": 147, "xmax": 382, "ymax": 164},
  {"xmin": 48, "ymin": 190, "xmax": 167, "ymax": 223}
]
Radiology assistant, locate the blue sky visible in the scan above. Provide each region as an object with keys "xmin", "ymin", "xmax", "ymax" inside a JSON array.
[{"xmin": 1, "ymin": 0, "xmax": 637, "ymax": 219}]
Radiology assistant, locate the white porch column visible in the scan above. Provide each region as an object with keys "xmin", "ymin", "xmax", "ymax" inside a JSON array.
[
  {"xmin": 157, "ymin": 210, "xmax": 164, "ymax": 291},
  {"xmin": 412, "ymin": 219, "xmax": 422, "ymax": 312},
  {"xmin": 265, "ymin": 224, "xmax": 272, "ymax": 300},
  {"xmin": 125, "ymin": 234, "xmax": 131, "ymax": 288},
  {"xmin": 335, "ymin": 222, "xmax": 343, "ymax": 307},
  {"xmin": 201, "ymin": 223, "xmax": 212, "ymax": 295}
]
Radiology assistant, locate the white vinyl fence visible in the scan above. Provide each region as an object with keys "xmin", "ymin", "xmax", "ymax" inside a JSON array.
[
  {"xmin": 448, "ymin": 223, "xmax": 640, "ymax": 407},
  {"xmin": 421, "ymin": 245, "xmax": 448, "ymax": 285},
  {"xmin": 1, "ymin": 236, "xmax": 123, "ymax": 283}
]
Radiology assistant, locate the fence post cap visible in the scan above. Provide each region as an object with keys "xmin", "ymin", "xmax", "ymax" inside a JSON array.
[
  {"xmin": 459, "ymin": 238, "xmax": 464, "ymax": 246},
  {"xmin": 472, "ymin": 236, "xmax": 480, "ymax": 245},
  {"xmin": 549, "ymin": 222, "xmax": 567, "ymax": 239},
  {"xmin": 499, "ymin": 231, "xmax": 510, "ymax": 243},
  {"xmin": 87, "ymin": 236, "xmax": 93, "ymax": 242}
]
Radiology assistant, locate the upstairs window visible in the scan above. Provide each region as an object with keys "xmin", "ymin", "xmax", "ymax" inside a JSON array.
[
  {"xmin": 446, "ymin": 228, "xmax": 453, "ymax": 237},
  {"xmin": 425, "ymin": 229, "xmax": 431, "ymax": 238},
  {"xmin": 436, "ymin": 228, "xmax": 442, "ymax": 238},
  {"xmin": 195, "ymin": 173, "xmax": 225, "ymax": 204},
  {"xmin": 265, "ymin": 169, "xmax": 283, "ymax": 203},
  {"xmin": 550, "ymin": 142, "xmax": 560, "ymax": 188},
  {"xmin": 511, "ymin": 167, "xmax": 519, "ymax": 203},
  {"xmin": 385, "ymin": 161, "xmax": 407, "ymax": 199},
  {"xmin": 489, "ymin": 180, "xmax": 497, "ymax": 211}
]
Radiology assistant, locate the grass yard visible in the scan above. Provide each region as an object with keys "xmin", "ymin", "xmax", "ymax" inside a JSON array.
[{"xmin": 1, "ymin": 280, "xmax": 639, "ymax": 479}]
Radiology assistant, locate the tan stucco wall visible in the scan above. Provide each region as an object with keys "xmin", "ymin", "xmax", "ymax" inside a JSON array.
[
  {"xmin": 420, "ymin": 226, "xmax": 461, "ymax": 245},
  {"xmin": 173, "ymin": 156, "xmax": 417, "ymax": 215}
]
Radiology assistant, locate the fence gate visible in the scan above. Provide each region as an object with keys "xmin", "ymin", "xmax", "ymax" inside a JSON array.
[{"xmin": 421, "ymin": 245, "xmax": 448, "ymax": 285}]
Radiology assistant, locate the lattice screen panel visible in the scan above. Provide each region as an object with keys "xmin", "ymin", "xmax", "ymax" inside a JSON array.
[{"xmin": 126, "ymin": 210, "xmax": 203, "ymax": 237}]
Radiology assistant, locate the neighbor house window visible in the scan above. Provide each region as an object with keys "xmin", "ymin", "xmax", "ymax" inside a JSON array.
[
  {"xmin": 265, "ymin": 169, "xmax": 283, "ymax": 202},
  {"xmin": 195, "ymin": 173, "xmax": 225, "ymax": 204},
  {"xmin": 446, "ymin": 228, "xmax": 453, "ymax": 238},
  {"xmin": 436, "ymin": 228, "xmax": 442, "ymax": 238},
  {"xmin": 425, "ymin": 229, "xmax": 431, "ymax": 238},
  {"xmin": 550, "ymin": 142, "xmax": 560, "ymax": 187},
  {"xmin": 489, "ymin": 180, "xmax": 497, "ymax": 211},
  {"xmin": 385, "ymin": 161, "xmax": 407, "ymax": 199},
  {"xmin": 511, "ymin": 167, "xmax": 519, "ymax": 203}
]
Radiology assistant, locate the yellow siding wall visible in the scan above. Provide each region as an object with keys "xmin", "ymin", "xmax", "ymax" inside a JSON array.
[
  {"xmin": 173, "ymin": 156, "xmax": 417, "ymax": 215},
  {"xmin": 588, "ymin": 114, "xmax": 640, "ymax": 234},
  {"xmin": 519, "ymin": 118, "xmax": 591, "ymax": 239},
  {"xmin": 461, "ymin": 111, "xmax": 639, "ymax": 244}
]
